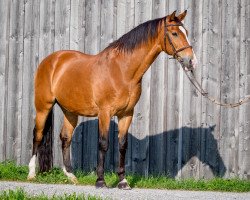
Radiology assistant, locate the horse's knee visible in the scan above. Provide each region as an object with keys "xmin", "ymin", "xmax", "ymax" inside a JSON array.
[
  {"xmin": 99, "ymin": 136, "xmax": 109, "ymax": 152},
  {"xmin": 119, "ymin": 135, "xmax": 128, "ymax": 152}
]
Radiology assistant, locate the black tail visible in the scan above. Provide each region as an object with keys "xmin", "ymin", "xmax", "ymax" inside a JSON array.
[{"xmin": 38, "ymin": 109, "xmax": 54, "ymax": 172}]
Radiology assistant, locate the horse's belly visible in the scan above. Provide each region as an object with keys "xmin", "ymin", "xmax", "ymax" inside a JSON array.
[
  {"xmin": 54, "ymin": 85, "xmax": 98, "ymax": 117},
  {"xmin": 56, "ymin": 96, "xmax": 99, "ymax": 117},
  {"xmin": 52, "ymin": 61, "xmax": 99, "ymax": 116}
]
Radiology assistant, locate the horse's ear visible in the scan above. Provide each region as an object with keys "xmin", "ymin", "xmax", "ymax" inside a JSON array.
[
  {"xmin": 177, "ymin": 10, "xmax": 187, "ymax": 21},
  {"xmin": 210, "ymin": 125, "xmax": 216, "ymax": 131},
  {"xmin": 169, "ymin": 10, "xmax": 177, "ymax": 21}
]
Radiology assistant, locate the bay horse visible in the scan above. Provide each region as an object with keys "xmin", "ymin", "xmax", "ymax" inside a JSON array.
[{"xmin": 27, "ymin": 10, "xmax": 197, "ymax": 189}]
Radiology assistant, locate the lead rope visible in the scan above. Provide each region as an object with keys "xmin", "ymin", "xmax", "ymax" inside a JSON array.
[{"xmin": 182, "ymin": 65, "xmax": 250, "ymax": 108}]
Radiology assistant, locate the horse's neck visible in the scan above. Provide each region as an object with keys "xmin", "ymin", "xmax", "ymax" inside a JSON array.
[{"xmin": 123, "ymin": 42, "xmax": 162, "ymax": 83}]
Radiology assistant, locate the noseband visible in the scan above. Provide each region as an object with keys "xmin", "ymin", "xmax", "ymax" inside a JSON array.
[{"xmin": 164, "ymin": 20, "xmax": 192, "ymax": 60}]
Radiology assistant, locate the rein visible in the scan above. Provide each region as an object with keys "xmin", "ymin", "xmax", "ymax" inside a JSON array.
[
  {"xmin": 164, "ymin": 20, "xmax": 250, "ymax": 108},
  {"xmin": 183, "ymin": 68, "xmax": 250, "ymax": 108}
]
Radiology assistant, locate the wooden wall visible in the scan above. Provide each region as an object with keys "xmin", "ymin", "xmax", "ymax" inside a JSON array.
[{"xmin": 0, "ymin": 0, "xmax": 249, "ymax": 179}]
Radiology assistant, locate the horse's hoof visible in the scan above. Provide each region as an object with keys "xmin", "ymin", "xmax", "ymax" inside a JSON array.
[
  {"xmin": 62, "ymin": 167, "xmax": 78, "ymax": 185},
  {"xmin": 27, "ymin": 174, "xmax": 36, "ymax": 181},
  {"xmin": 95, "ymin": 180, "xmax": 108, "ymax": 189},
  {"xmin": 71, "ymin": 176, "xmax": 79, "ymax": 185},
  {"xmin": 117, "ymin": 179, "xmax": 131, "ymax": 190}
]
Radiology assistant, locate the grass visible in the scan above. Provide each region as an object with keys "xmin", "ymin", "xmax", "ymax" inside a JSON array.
[
  {"xmin": 0, "ymin": 161, "xmax": 250, "ymax": 192},
  {"xmin": 0, "ymin": 188, "xmax": 102, "ymax": 200}
]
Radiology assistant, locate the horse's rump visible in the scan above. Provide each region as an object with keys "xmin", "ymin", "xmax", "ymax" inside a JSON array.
[{"xmin": 35, "ymin": 50, "xmax": 98, "ymax": 116}]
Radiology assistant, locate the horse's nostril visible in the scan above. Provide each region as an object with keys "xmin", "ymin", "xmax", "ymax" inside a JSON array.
[{"xmin": 189, "ymin": 59, "xmax": 192, "ymax": 65}]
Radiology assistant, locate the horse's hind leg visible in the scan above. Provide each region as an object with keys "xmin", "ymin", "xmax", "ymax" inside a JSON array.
[
  {"xmin": 60, "ymin": 111, "xmax": 78, "ymax": 184},
  {"xmin": 27, "ymin": 107, "xmax": 53, "ymax": 180}
]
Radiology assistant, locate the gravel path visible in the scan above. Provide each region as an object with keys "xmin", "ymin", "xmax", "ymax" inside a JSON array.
[{"xmin": 0, "ymin": 181, "xmax": 250, "ymax": 200}]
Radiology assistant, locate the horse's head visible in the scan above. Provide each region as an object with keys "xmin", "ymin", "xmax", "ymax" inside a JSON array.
[{"xmin": 162, "ymin": 10, "xmax": 197, "ymax": 71}]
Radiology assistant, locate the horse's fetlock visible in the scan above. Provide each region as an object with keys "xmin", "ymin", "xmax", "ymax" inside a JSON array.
[
  {"xmin": 119, "ymin": 148, "xmax": 126, "ymax": 155},
  {"xmin": 97, "ymin": 167, "xmax": 104, "ymax": 178}
]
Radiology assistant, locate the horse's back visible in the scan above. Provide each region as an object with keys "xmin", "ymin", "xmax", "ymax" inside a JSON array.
[{"xmin": 37, "ymin": 50, "xmax": 92, "ymax": 71}]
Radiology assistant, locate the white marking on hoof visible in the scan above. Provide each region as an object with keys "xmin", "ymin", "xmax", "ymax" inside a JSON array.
[
  {"xmin": 118, "ymin": 178, "xmax": 131, "ymax": 190},
  {"xmin": 62, "ymin": 166, "xmax": 78, "ymax": 184},
  {"xmin": 27, "ymin": 155, "xmax": 36, "ymax": 180},
  {"xmin": 120, "ymin": 178, "xmax": 128, "ymax": 184}
]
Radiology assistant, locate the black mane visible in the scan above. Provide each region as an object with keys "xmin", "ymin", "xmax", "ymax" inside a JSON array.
[{"xmin": 107, "ymin": 16, "xmax": 166, "ymax": 53}]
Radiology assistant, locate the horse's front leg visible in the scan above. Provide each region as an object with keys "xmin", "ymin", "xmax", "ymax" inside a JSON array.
[
  {"xmin": 117, "ymin": 111, "xmax": 133, "ymax": 190},
  {"xmin": 96, "ymin": 111, "xmax": 111, "ymax": 188}
]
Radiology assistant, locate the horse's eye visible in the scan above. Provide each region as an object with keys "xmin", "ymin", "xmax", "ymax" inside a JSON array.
[{"xmin": 172, "ymin": 32, "xmax": 178, "ymax": 36}]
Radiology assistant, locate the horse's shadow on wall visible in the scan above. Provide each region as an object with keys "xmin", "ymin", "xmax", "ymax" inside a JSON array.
[{"xmin": 71, "ymin": 120, "xmax": 226, "ymax": 178}]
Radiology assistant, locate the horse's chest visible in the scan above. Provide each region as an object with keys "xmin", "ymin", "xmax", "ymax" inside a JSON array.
[{"xmin": 128, "ymin": 85, "xmax": 142, "ymax": 108}]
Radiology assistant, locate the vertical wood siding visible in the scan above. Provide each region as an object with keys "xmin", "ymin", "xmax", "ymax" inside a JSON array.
[{"xmin": 0, "ymin": 0, "xmax": 249, "ymax": 179}]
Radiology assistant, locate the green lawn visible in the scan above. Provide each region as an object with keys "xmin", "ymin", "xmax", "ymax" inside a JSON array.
[
  {"xmin": 0, "ymin": 188, "xmax": 101, "ymax": 200},
  {"xmin": 0, "ymin": 161, "xmax": 250, "ymax": 192}
]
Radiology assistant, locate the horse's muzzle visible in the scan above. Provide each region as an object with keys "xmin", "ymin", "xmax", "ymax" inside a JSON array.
[{"xmin": 180, "ymin": 56, "xmax": 197, "ymax": 71}]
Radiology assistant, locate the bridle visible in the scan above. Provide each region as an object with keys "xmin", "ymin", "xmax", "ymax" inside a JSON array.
[{"xmin": 163, "ymin": 20, "xmax": 192, "ymax": 61}]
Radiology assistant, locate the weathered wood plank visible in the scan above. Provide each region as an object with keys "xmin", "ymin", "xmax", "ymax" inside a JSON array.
[
  {"xmin": 38, "ymin": 0, "xmax": 55, "ymax": 60},
  {"xmin": 0, "ymin": 0, "xmax": 10, "ymax": 162},
  {"xmin": 69, "ymin": 0, "xmax": 85, "ymax": 51},
  {"xmin": 84, "ymin": 0, "xmax": 100, "ymax": 54},
  {"xmin": 231, "ymin": 0, "xmax": 241, "ymax": 179},
  {"xmin": 148, "ymin": 0, "xmax": 167, "ymax": 175},
  {"xmin": 200, "ymin": 0, "xmax": 224, "ymax": 179},
  {"xmin": 6, "ymin": 0, "xmax": 25, "ymax": 164},
  {"xmin": 180, "ymin": 0, "xmax": 203, "ymax": 179},
  {"xmin": 200, "ymin": 0, "xmax": 210, "ymax": 179},
  {"xmin": 21, "ymin": 0, "xmax": 40, "ymax": 165},
  {"xmin": 239, "ymin": 0, "xmax": 250, "ymax": 179},
  {"xmin": 130, "ymin": 0, "xmax": 152, "ymax": 177},
  {"xmin": 188, "ymin": 0, "xmax": 206, "ymax": 179},
  {"xmin": 220, "ymin": 0, "xmax": 240, "ymax": 178},
  {"xmin": 175, "ymin": 0, "xmax": 185, "ymax": 179},
  {"xmin": 165, "ymin": 0, "xmax": 184, "ymax": 178},
  {"xmin": 238, "ymin": 0, "xmax": 246, "ymax": 179}
]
